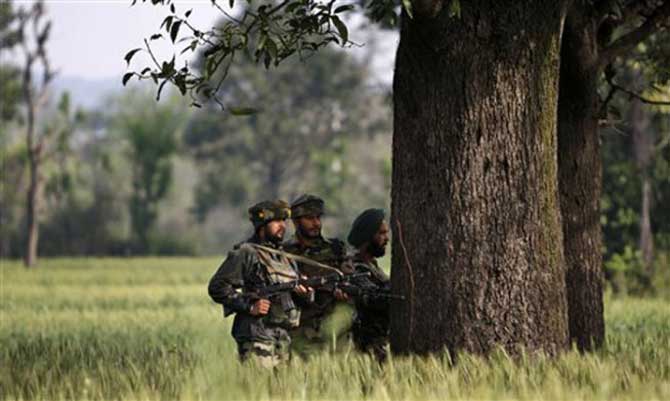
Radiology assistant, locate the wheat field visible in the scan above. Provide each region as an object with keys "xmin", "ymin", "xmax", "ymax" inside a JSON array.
[{"xmin": 1, "ymin": 258, "xmax": 669, "ymax": 400}]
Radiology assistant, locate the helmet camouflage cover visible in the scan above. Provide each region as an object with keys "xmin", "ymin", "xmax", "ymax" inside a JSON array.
[
  {"xmin": 248, "ymin": 199, "xmax": 291, "ymax": 229},
  {"xmin": 290, "ymin": 194, "xmax": 325, "ymax": 218}
]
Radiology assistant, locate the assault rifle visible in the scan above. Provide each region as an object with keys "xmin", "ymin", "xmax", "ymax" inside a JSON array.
[
  {"xmin": 338, "ymin": 282, "xmax": 406, "ymax": 301},
  {"xmin": 251, "ymin": 271, "xmax": 371, "ymax": 299},
  {"xmin": 246, "ymin": 243, "xmax": 405, "ymax": 303}
]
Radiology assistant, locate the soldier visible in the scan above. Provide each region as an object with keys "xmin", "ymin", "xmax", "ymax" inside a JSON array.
[
  {"xmin": 283, "ymin": 194, "xmax": 353, "ymax": 354},
  {"xmin": 347, "ymin": 208, "xmax": 391, "ymax": 362},
  {"xmin": 208, "ymin": 200, "xmax": 311, "ymax": 368}
]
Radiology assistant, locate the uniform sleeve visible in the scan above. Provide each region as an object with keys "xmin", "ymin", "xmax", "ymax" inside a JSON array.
[
  {"xmin": 332, "ymin": 239, "xmax": 352, "ymax": 272},
  {"xmin": 208, "ymin": 247, "xmax": 256, "ymax": 316}
]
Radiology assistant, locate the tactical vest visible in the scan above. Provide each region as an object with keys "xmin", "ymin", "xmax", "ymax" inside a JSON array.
[{"xmin": 254, "ymin": 246, "xmax": 301, "ymax": 329}]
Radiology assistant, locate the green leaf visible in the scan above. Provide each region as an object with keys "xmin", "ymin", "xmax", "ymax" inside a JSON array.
[
  {"xmin": 170, "ymin": 3, "xmax": 175, "ymax": 13},
  {"xmin": 156, "ymin": 79, "xmax": 168, "ymax": 101},
  {"xmin": 258, "ymin": 33, "xmax": 267, "ymax": 50},
  {"xmin": 159, "ymin": 56, "xmax": 176, "ymax": 78},
  {"xmin": 141, "ymin": 67, "xmax": 152, "ymax": 75},
  {"xmin": 185, "ymin": 9, "xmax": 192, "ymax": 18},
  {"xmin": 180, "ymin": 40, "xmax": 198, "ymax": 55},
  {"xmin": 122, "ymin": 72, "xmax": 134, "ymax": 86},
  {"xmin": 229, "ymin": 107, "xmax": 259, "ymax": 115},
  {"xmin": 266, "ymin": 37, "xmax": 278, "ymax": 60},
  {"xmin": 150, "ymin": 33, "xmax": 163, "ymax": 41},
  {"xmin": 448, "ymin": 0, "xmax": 461, "ymax": 18},
  {"xmin": 175, "ymin": 75, "xmax": 187, "ymax": 95},
  {"xmin": 161, "ymin": 16, "xmax": 173, "ymax": 31},
  {"xmin": 331, "ymin": 16, "xmax": 348, "ymax": 44},
  {"xmin": 286, "ymin": 2, "xmax": 301, "ymax": 13},
  {"xmin": 170, "ymin": 20, "xmax": 182, "ymax": 43},
  {"xmin": 334, "ymin": 4, "xmax": 355, "ymax": 14},
  {"xmin": 402, "ymin": 0, "xmax": 413, "ymax": 19},
  {"xmin": 206, "ymin": 56, "xmax": 218, "ymax": 76},
  {"xmin": 124, "ymin": 48, "xmax": 142, "ymax": 65}
]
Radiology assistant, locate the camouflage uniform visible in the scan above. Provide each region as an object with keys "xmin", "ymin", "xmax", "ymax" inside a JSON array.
[
  {"xmin": 350, "ymin": 254, "xmax": 390, "ymax": 362},
  {"xmin": 284, "ymin": 194, "xmax": 354, "ymax": 353},
  {"xmin": 208, "ymin": 201, "xmax": 303, "ymax": 367},
  {"xmin": 346, "ymin": 208, "xmax": 390, "ymax": 362}
]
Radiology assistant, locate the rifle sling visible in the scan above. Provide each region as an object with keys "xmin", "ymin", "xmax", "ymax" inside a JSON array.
[{"xmin": 248, "ymin": 243, "xmax": 344, "ymax": 277}]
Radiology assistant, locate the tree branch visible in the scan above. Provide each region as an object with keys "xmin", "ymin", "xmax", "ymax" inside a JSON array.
[
  {"xmin": 596, "ymin": 0, "xmax": 653, "ymax": 25},
  {"xmin": 598, "ymin": 1, "xmax": 670, "ymax": 69},
  {"xmin": 608, "ymin": 77, "xmax": 670, "ymax": 106}
]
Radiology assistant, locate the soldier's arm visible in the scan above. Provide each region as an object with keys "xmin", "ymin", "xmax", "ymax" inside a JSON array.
[{"xmin": 208, "ymin": 247, "xmax": 257, "ymax": 315}]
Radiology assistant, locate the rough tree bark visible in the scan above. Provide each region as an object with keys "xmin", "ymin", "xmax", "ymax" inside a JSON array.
[
  {"xmin": 390, "ymin": 1, "xmax": 570, "ymax": 355},
  {"xmin": 556, "ymin": 9, "xmax": 604, "ymax": 351},
  {"xmin": 557, "ymin": 0, "xmax": 670, "ymax": 350}
]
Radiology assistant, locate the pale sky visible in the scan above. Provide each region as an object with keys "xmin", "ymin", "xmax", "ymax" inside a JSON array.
[
  {"xmin": 11, "ymin": 0, "xmax": 234, "ymax": 79},
  {"xmin": 8, "ymin": 0, "xmax": 396, "ymax": 84}
]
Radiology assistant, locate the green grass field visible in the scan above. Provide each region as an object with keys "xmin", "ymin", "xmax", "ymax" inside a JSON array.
[{"xmin": 2, "ymin": 258, "xmax": 669, "ymax": 400}]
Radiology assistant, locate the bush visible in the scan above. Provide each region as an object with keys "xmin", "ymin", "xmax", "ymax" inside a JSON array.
[{"xmin": 147, "ymin": 232, "xmax": 199, "ymax": 256}]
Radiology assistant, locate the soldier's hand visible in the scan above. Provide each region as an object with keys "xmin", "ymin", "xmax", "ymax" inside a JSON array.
[
  {"xmin": 294, "ymin": 284, "xmax": 312, "ymax": 295},
  {"xmin": 250, "ymin": 299, "xmax": 271, "ymax": 316},
  {"xmin": 334, "ymin": 288, "xmax": 349, "ymax": 301}
]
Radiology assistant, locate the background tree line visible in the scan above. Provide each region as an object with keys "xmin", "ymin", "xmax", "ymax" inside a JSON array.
[
  {"xmin": 1, "ymin": 1, "xmax": 669, "ymax": 301},
  {"xmin": 0, "ymin": 1, "xmax": 392, "ymax": 260}
]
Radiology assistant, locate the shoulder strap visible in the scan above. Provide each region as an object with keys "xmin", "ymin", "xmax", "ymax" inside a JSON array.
[
  {"xmin": 248, "ymin": 243, "xmax": 344, "ymax": 276},
  {"xmin": 252, "ymin": 247, "xmax": 297, "ymax": 279}
]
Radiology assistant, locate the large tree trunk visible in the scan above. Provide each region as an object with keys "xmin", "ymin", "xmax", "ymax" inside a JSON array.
[
  {"xmin": 556, "ymin": 11, "xmax": 605, "ymax": 351},
  {"xmin": 390, "ymin": 1, "xmax": 570, "ymax": 355}
]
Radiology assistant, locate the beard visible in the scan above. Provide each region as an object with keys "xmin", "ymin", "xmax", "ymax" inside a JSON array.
[
  {"xmin": 263, "ymin": 227, "xmax": 285, "ymax": 244},
  {"xmin": 297, "ymin": 224, "xmax": 321, "ymax": 240},
  {"xmin": 370, "ymin": 241, "xmax": 387, "ymax": 258}
]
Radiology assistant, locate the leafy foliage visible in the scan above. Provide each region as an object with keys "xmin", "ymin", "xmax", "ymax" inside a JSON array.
[
  {"xmin": 125, "ymin": 0, "xmax": 373, "ymax": 109},
  {"xmin": 183, "ymin": 45, "xmax": 378, "ymax": 217},
  {"xmin": 0, "ymin": 66, "xmax": 22, "ymax": 122}
]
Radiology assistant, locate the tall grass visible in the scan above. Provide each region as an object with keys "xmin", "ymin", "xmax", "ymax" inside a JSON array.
[{"xmin": 1, "ymin": 258, "xmax": 669, "ymax": 400}]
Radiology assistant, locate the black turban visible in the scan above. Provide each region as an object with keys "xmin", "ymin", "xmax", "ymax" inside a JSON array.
[{"xmin": 347, "ymin": 208, "xmax": 385, "ymax": 247}]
